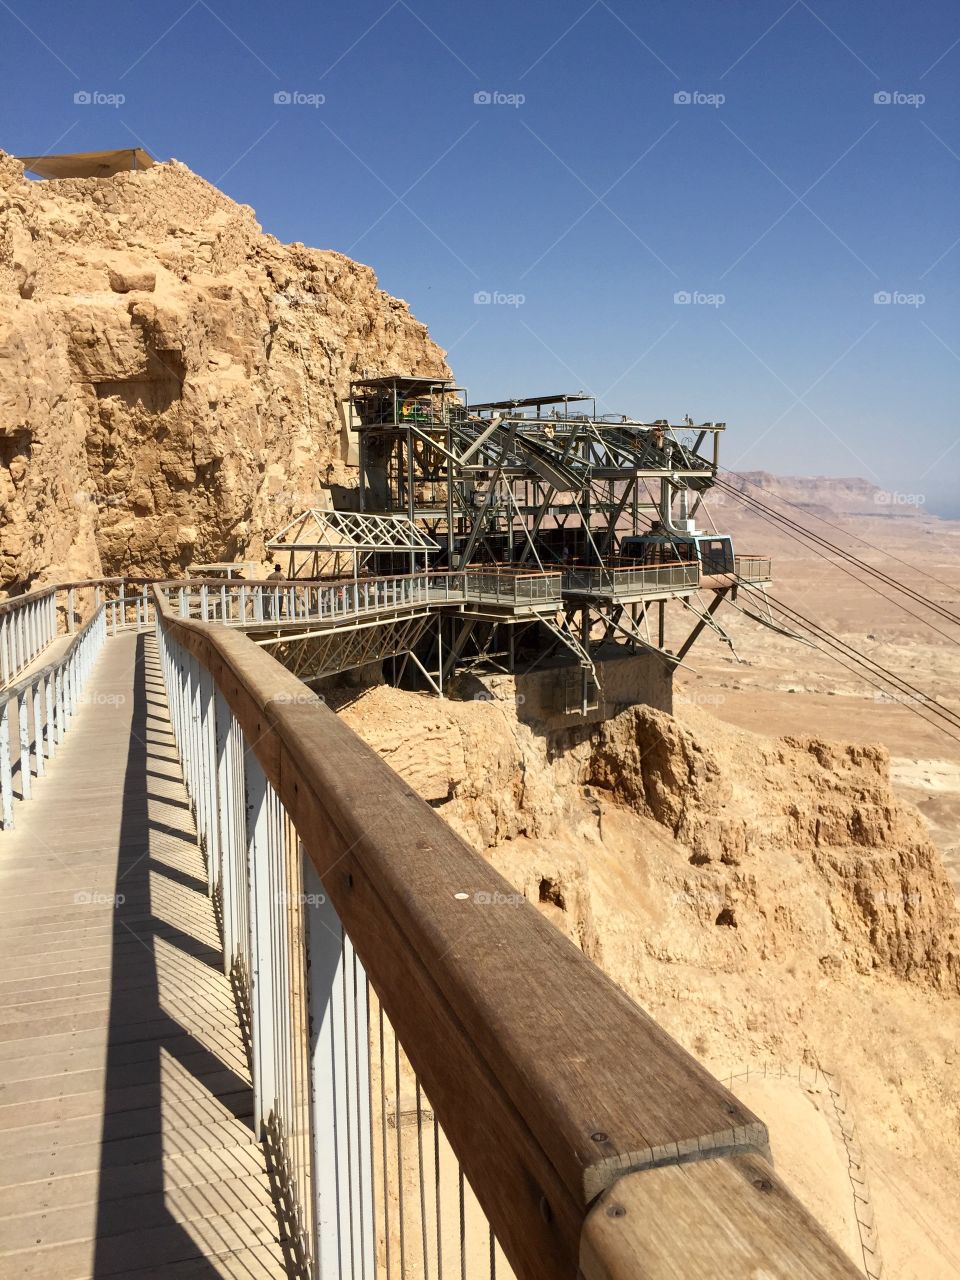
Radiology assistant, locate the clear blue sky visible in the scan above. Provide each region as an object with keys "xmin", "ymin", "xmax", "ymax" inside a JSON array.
[{"xmin": 3, "ymin": 0, "xmax": 959, "ymax": 512}]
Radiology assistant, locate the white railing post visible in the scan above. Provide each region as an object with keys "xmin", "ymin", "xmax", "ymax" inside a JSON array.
[
  {"xmin": 0, "ymin": 617, "xmax": 8, "ymax": 686},
  {"xmin": 17, "ymin": 691, "xmax": 31, "ymax": 801},
  {"xmin": 214, "ymin": 688, "xmax": 234, "ymax": 948},
  {"xmin": 199, "ymin": 665, "xmax": 219, "ymax": 892},
  {"xmin": 54, "ymin": 667, "xmax": 64, "ymax": 744},
  {"xmin": 178, "ymin": 654, "xmax": 190, "ymax": 786},
  {"xmin": 32, "ymin": 679, "xmax": 44, "ymax": 778},
  {"xmin": 12, "ymin": 610, "xmax": 22, "ymax": 677},
  {"xmin": 67, "ymin": 588, "xmax": 75, "ymax": 634},
  {"xmin": 191, "ymin": 654, "xmax": 202, "ymax": 806},
  {"xmin": 63, "ymin": 653, "xmax": 74, "ymax": 729},
  {"xmin": 44, "ymin": 672, "xmax": 54, "ymax": 761},
  {"xmin": 0, "ymin": 705, "xmax": 12, "ymax": 829},
  {"xmin": 245, "ymin": 753, "xmax": 277, "ymax": 1134},
  {"xmin": 305, "ymin": 857, "xmax": 376, "ymax": 1277}
]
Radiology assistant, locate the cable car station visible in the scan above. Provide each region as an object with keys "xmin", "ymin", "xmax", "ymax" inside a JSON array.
[{"xmin": 257, "ymin": 376, "xmax": 772, "ymax": 715}]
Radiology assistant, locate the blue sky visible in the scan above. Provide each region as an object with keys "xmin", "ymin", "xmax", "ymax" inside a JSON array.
[{"xmin": 3, "ymin": 0, "xmax": 959, "ymax": 512}]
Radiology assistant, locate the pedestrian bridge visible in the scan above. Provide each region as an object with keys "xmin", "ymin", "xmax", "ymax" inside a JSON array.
[{"xmin": 0, "ymin": 579, "xmax": 857, "ymax": 1280}]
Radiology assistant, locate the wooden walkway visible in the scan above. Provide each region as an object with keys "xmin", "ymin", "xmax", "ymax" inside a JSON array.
[{"xmin": 0, "ymin": 633, "xmax": 291, "ymax": 1279}]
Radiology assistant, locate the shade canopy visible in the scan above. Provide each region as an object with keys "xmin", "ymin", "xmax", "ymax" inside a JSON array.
[
  {"xmin": 268, "ymin": 510, "xmax": 439, "ymax": 555},
  {"xmin": 17, "ymin": 149, "xmax": 155, "ymax": 179}
]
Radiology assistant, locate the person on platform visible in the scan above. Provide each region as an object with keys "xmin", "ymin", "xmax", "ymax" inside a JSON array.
[{"xmin": 265, "ymin": 564, "xmax": 283, "ymax": 619}]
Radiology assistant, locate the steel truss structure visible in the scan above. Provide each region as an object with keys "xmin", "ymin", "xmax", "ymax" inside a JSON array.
[
  {"xmin": 344, "ymin": 376, "xmax": 772, "ymax": 709},
  {"xmin": 257, "ymin": 612, "xmax": 434, "ymax": 686},
  {"xmin": 267, "ymin": 509, "xmax": 439, "ymax": 579}
]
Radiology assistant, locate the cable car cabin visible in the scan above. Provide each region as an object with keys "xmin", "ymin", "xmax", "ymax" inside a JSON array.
[{"xmin": 619, "ymin": 532, "xmax": 735, "ymax": 576}]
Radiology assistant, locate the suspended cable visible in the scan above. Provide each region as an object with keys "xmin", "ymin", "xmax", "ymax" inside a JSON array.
[
  {"xmin": 734, "ymin": 580, "xmax": 960, "ymax": 745},
  {"xmin": 712, "ymin": 477, "xmax": 960, "ymax": 634},
  {"xmin": 718, "ymin": 467, "xmax": 960, "ymax": 601}
]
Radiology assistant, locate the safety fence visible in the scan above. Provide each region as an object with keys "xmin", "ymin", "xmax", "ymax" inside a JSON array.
[
  {"xmin": 0, "ymin": 604, "xmax": 107, "ymax": 829},
  {"xmin": 734, "ymin": 555, "xmax": 773, "ymax": 582},
  {"xmin": 720, "ymin": 1062, "xmax": 883, "ymax": 1280},
  {"xmin": 562, "ymin": 561, "xmax": 700, "ymax": 596},
  {"xmin": 154, "ymin": 586, "xmax": 861, "ymax": 1280},
  {"xmin": 460, "ymin": 568, "xmax": 563, "ymax": 605},
  {"xmin": 159, "ymin": 569, "xmax": 566, "ymax": 629},
  {"xmin": 0, "ymin": 579, "xmax": 160, "ymax": 692},
  {"xmin": 0, "ymin": 588, "xmax": 58, "ymax": 686}
]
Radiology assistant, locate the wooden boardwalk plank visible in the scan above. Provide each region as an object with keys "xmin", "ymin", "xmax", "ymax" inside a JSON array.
[{"xmin": 0, "ymin": 632, "xmax": 289, "ymax": 1279}]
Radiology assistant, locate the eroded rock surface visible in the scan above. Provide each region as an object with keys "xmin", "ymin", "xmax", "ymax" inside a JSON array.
[{"xmin": 0, "ymin": 152, "xmax": 448, "ymax": 590}]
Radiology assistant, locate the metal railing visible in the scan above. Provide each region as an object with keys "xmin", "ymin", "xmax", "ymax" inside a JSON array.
[
  {"xmin": 158, "ymin": 606, "xmax": 511, "ymax": 1279},
  {"xmin": 162, "ymin": 573, "xmax": 460, "ymax": 628},
  {"xmin": 462, "ymin": 567, "xmax": 563, "ymax": 605},
  {"xmin": 0, "ymin": 605, "xmax": 107, "ymax": 829},
  {"xmin": 734, "ymin": 555, "xmax": 773, "ymax": 582},
  {"xmin": 562, "ymin": 561, "xmax": 700, "ymax": 595},
  {"xmin": 154, "ymin": 590, "xmax": 860, "ymax": 1280},
  {"xmin": 158, "ymin": 569, "xmax": 566, "ymax": 629},
  {"xmin": 0, "ymin": 588, "xmax": 58, "ymax": 686}
]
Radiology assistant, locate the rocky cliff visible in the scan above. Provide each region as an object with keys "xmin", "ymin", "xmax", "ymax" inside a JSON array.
[{"xmin": 0, "ymin": 153, "xmax": 448, "ymax": 591}]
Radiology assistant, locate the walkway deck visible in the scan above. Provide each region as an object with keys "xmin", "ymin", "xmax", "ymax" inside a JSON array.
[{"xmin": 0, "ymin": 633, "xmax": 291, "ymax": 1279}]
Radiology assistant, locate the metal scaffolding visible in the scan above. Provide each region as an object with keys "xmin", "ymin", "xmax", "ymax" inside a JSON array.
[{"xmin": 338, "ymin": 377, "xmax": 770, "ymax": 709}]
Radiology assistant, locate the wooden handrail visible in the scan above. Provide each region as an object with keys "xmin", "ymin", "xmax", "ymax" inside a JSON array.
[
  {"xmin": 0, "ymin": 585, "xmax": 57, "ymax": 617},
  {"xmin": 581, "ymin": 1155, "xmax": 862, "ymax": 1279},
  {"xmin": 153, "ymin": 589, "xmax": 857, "ymax": 1279}
]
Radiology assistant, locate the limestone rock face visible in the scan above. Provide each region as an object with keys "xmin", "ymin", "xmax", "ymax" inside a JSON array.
[
  {"xmin": 0, "ymin": 152, "xmax": 448, "ymax": 590},
  {"xmin": 340, "ymin": 684, "xmax": 960, "ymax": 995}
]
